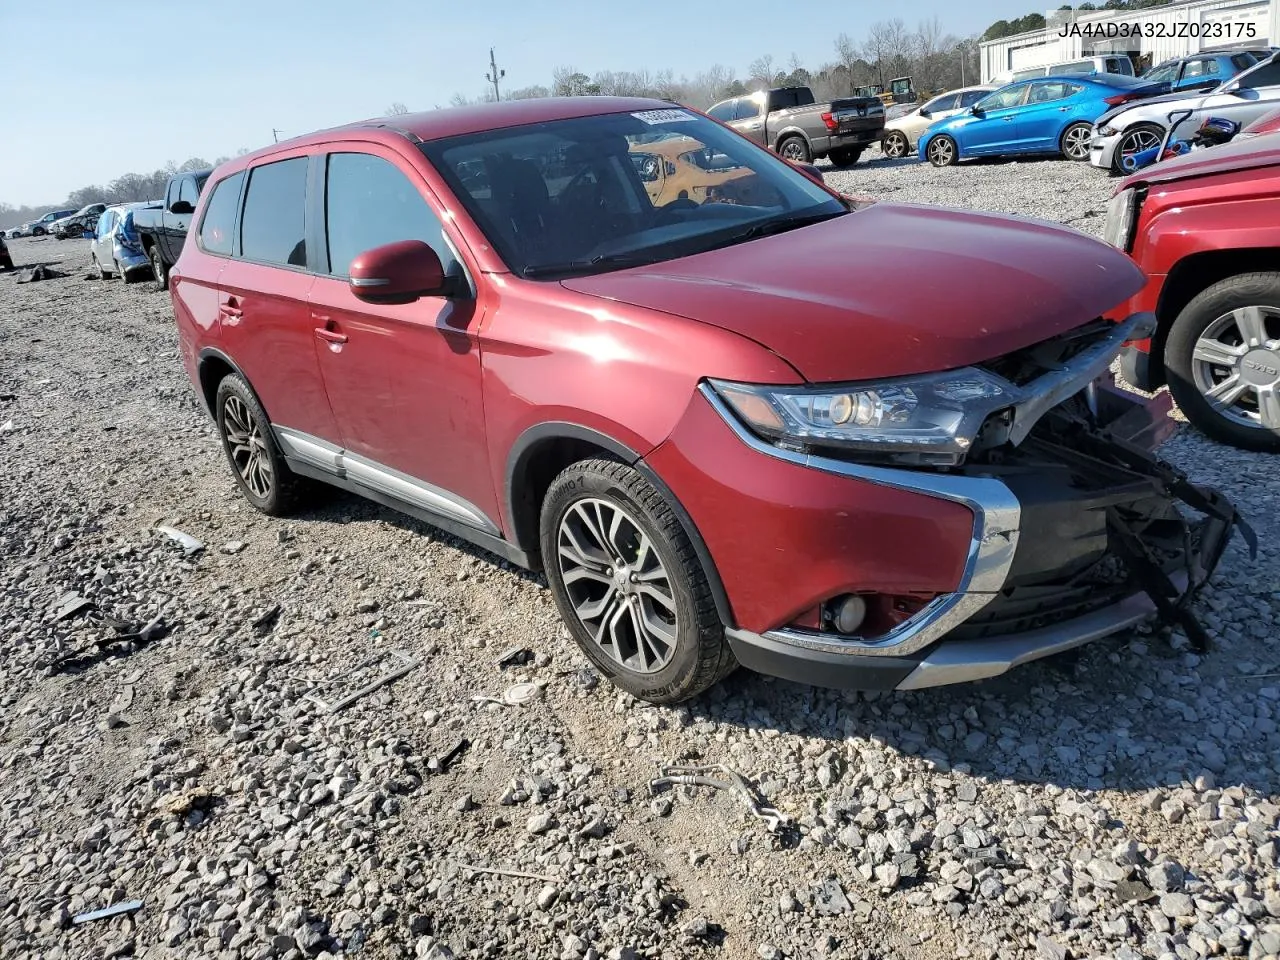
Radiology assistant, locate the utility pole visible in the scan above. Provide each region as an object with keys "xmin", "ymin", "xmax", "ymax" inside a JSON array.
[
  {"xmin": 485, "ymin": 48, "xmax": 505, "ymax": 101},
  {"xmin": 272, "ymin": 128, "xmax": 283, "ymax": 143}
]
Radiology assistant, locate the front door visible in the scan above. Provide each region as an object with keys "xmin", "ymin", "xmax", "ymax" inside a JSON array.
[
  {"xmin": 1195, "ymin": 59, "xmax": 1280, "ymax": 132},
  {"xmin": 958, "ymin": 83, "xmax": 1031, "ymax": 155},
  {"xmin": 307, "ymin": 148, "xmax": 499, "ymax": 534},
  {"xmin": 728, "ymin": 98, "xmax": 767, "ymax": 147}
]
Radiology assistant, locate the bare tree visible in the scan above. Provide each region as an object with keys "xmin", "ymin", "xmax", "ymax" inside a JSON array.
[
  {"xmin": 747, "ymin": 54, "xmax": 775, "ymax": 91},
  {"xmin": 384, "ymin": 102, "xmax": 410, "ymax": 116}
]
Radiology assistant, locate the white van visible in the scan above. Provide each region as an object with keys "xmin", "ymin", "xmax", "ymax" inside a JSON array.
[{"xmin": 1008, "ymin": 55, "xmax": 1135, "ymax": 82}]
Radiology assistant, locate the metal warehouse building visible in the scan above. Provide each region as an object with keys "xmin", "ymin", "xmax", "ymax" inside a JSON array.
[{"xmin": 980, "ymin": 0, "xmax": 1279, "ymax": 82}]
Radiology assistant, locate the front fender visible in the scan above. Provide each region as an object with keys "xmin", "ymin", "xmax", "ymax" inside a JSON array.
[{"xmin": 1135, "ymin": 194, "xmax": 1280, "ymax": 268}]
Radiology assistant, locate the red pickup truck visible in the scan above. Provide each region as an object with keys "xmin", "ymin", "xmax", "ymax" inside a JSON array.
[{"xmin": 1103, "ymin": 130, "xmax": 1280, "ymax": 451}]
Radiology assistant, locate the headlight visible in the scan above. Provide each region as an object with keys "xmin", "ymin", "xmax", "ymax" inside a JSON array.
[
  {"xmin": 1102, "ymin": 187, "xmax": 1138, "ymax": 251},
  {"xmin": 1097, "ymin": 124, "xmax": 1117, "ymax": 137},
  {"xmin": 709, "ymin": 369, "xmax": 1014, "ymax": 466}
]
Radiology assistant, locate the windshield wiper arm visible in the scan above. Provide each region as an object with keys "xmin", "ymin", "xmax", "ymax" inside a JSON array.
[
  {"xmin": 727, "ymin": 210, "xmax": 848, "ymax": 243},
  {"xmin": 521, "ymin": 252, "xmax": 659, "ymax": 278}
]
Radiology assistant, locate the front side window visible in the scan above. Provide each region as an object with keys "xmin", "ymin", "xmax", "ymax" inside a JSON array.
[
  {"xmin": 977, "ymin": 84, "xmax": 1029, "ymax": 110},
  {"xmin": 734, "ymin": 98, "xmax": 763, "ymax": 121},
  {"xmin": 198, "ymin": 171, "xmax": 244, "ymax": 256},
  {"xmin": 1233, "ymin": 53, "xmax": 1260, "ymax": 71},
  {"xmin": 178, "ymin": 177, "xmax": 200, "ymax": 208},
  {"xmin": 706, "ymin": 100, "xmax": 735, "ymax": 122},
  {"xmin": 324, "ymin": 152, "xmax": 459, "ymax": 278},
  {"xmin": 240, "ymin": 157, "xmax": 308, "ymax": 267},
  {"xmin": 422, "ymin": 108, "xmax": 845, "ymax": 280},
  {"xmin": 97, "ymin": 211, "xmax": 115, "ymax": 239}
]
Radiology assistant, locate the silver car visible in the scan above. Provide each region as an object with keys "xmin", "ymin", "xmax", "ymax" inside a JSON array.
[
  {"xmin": 880, "ymin": 85, "xmax": 995, "ymax": 159},
  {"xmin": 1090, "ymin": 52, "xmax": 1280, "ymax": 173}
]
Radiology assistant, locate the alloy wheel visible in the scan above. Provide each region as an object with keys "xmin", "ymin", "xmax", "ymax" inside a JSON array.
[
  {"xmin": 222, "ymin": 394, "xmax": 274, "ymax": 498},
  {"xmin": 883, "ymin": 132, "xmax": 908, "ymax": 159},
  {"xmin": 1118, "ymin": 128, "xmax": 1161, "ymax": 165},
  {"xmin": 1190, "ymin": 305, "xmax": 1280, "ymax": 431},
  {"xmin": 928, "ymin": 137, "xmax": 954, "ymax": 166},
  {"xmin": 780, "ymin": 139, "xmax": 807, "ymax": 162},
  {"xmin": 1062, "ymin": 125, "xmax": 1091, "ymax": 160},
  {"xmin": 556, "ymin": 497, "xmax": 679, "ymax": 674}
]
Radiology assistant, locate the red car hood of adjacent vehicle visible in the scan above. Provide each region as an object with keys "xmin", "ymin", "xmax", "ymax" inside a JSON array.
[
  {"xmin": 1120, "ymin": 129, "xmax": 1280, "ymax": 189},
  {"xmin": 561, "ymin": 202, "xmax": 1145, "ymax": 382}
]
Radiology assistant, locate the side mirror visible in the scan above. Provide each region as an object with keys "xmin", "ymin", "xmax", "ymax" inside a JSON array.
[
  {"xmin": 785, "ymin": 158, "xmax": 824, "ymax": 183},
  {"xmin": 970, "ymin": 106, "xmax": 985, "ymax": 116},
  {"xmin": 348, "ymin": 239, "xmax": 449, "ymax": 304},
  {"xmin": 169, "ymin": 200, "xmax": 195, "ymax": 215},
  {"xmin": 919, "ymin": 108, "xmax": 931, "ymax": 118}
]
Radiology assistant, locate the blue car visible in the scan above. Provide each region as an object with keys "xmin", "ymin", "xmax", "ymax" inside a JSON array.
[
  {"xmin": 919, "ymin": 73, "xmax": 1165, "ymax": 167},
  {"xmin": 1140, "ymin": 50, "xmax": 1263, "ymax": 93},
  {"xmin": 90, "ymin": 202, "xmax": 161, "ymax": 282}
]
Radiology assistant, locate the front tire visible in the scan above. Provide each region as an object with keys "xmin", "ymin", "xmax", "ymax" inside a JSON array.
[
  {"xmin": 777, "ymin": 135, "xmax": 811, "ymax": 164},
  {"xmin": 828, "ymin": 147, "xmax": 863, "ymax": 168},
  {"xmin": 1060, "ymin": 122, "xmax": 1092, "ymax": 161},
  {"xmin": 214, "ymin": 374, "xmax": 313, "ymax": 515},
  {"xmin": 1165, "ymin": 273, "xmax": 1280, "ymax": 452},
  {"xmin": 926, "ymin": 135, "xmax": 958, "ymax": 167},
  {"xmin": 150, "ymin": 246, "xmax": 169, "ymax": 290},
  {"xmin": 882, "ymin": 131, "xmax": 910, "ymax": 159},
  {"xmin": 1111, "ymin": 123, "xmax": 1165, "ymax": 175},
  {"xmin": 539, "ymin": 459, "xmax": 734, "ymax": 704}
]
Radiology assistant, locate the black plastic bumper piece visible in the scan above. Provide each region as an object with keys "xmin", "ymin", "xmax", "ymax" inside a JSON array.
[
  {"xmin": 725, "ymin": 628, "xmax": 918, "ymax": 691},
  {"xmin": 1119, "ymin": 344, "xmax": 1159, "ymax": 392}
]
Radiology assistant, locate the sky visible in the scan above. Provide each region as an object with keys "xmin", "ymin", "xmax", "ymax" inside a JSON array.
[{"xmin": 1, "ymin": 0, "xmax": 1039, "ymax": 206}]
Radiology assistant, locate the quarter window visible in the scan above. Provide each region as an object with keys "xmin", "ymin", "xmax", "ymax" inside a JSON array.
[
  {"xmin": 240, "ymin": 157, "xmax": 308, "ymax": 267},
  {"xmin": 198, "ymin": 171, "xmax": 244, "ymax": 256},
  {"xmin": 324, "ymin": 152, "xmax": 458, "ymax": 278}
]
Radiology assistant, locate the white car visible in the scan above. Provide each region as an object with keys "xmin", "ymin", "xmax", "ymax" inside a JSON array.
[
  {"xmin": 880, "ymin": 86, "xmax": 995, "ymax": 159},
  {"xmin": 1089, "ymin": 51, "xmax": 1280, "ymax": 173}
]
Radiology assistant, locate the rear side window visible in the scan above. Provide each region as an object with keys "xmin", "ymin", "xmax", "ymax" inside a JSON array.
[
  {"xmin": 240, "ymin": 157, "xmax": 308, "ymax": 267},
  {"xmin": 178, "ymin": 177, "xmax": 200, "ymax": 207},
  {"xmin": 324, "ymin": 153, "xmax": 458, "ymax": 278},
  {"xmin": 198, "ymin": 171, "xmax": 244, "ymax": 256},
  {"xmin": 1183, "ymin": 59, "xmax": 1219, "ymax": 79}
]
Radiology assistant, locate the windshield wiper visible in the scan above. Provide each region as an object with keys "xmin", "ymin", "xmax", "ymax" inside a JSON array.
[
  {"xmin": 725, "ymin": 209, "xmax": 848, "ymax": 243},
  {"xmin": 521, "ymin": 252, "xmax": 660, "ymax": 278}
]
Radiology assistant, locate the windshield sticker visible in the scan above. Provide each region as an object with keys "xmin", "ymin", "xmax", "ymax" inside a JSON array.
[{"xmin": 631, "ymin": 109, "xmax": 695, "ymax": 125}]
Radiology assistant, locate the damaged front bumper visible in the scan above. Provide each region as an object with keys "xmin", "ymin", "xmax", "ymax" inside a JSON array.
[{"xmin": 722, "ymin": 315, "xmax": 1253, "ymax": 691}]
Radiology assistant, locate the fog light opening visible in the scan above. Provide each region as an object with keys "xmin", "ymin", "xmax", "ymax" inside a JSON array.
[{"xmin": 831, "ymin": 594, "xmax": 868, "ymax": 634}]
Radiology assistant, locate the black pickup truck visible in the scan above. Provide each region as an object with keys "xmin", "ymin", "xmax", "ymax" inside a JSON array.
[
  {"xmin": 705, "ymin": 86, "xmax": 885, "ymax": 167},
  {"xmin": 133, "ymin": 168, "xmax": 211, "ymax": 288}
]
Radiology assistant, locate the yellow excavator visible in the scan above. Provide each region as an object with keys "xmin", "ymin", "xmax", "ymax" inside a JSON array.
[{"xmin": 852, "ymin": 76, "xmax": 929, "ymax": 107}]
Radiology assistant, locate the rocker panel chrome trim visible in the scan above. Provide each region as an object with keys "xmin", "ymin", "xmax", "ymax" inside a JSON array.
[{"xmin": 273, "ymin": 426, "xmax": 500, "ymax": 536}]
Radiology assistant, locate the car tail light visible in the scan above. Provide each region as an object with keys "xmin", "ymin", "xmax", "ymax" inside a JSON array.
[
  {"xmin": 1103, "ymin": 93, "xmax": 1140, "ymax": 107},
  {"xmin": 820, "ymin": 111, "xmax": 838, "ymax": 131}
]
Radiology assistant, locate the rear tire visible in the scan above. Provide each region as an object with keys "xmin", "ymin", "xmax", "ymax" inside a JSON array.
[
  {"xmin": 1165, "ymin": 273, "xmax": 1280, "ymax": 452},
  {"xmin": 539, "ymin": 459, "xmax": 735, "ymax": 704},
  {"xmin": 777, "ymin": 135, "xmax": 811, "ymax": 164},
  {"xmin": 150, "ymin": 246, "xmax": 168, "ymax": 290},
  {"xmin": 828, "ymin": 147, "xmax": 863, "ymax": 168},
  {"xmin": 214, "ymin": 374, "xmax": 315, "ymax": 515},
  {"xmin": 926, "ymin": 135, "xmax": 958, "ymax": 167},
  {"xmin": 1059, "ymin": 122, "xmax": 1092, "ymax": 161}
]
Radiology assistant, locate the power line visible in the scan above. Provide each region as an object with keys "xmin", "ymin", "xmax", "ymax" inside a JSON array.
[
  {"xmin": 485, "ymin": 48, "xmax": 506, "ymax": 102},
  {"xmin": 272, "ymin": 128, "xmax": 284, "ymax": 143}
]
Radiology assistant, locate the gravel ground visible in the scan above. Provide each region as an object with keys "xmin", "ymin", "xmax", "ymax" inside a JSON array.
[{"xmin": 1, "ymin": 154, "xmax": 1278, "ymax": 960}]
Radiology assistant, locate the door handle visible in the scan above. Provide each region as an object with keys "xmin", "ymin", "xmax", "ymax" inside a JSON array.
[
  {"xmin": 219, "ymin": 299, "xmax": 242, "ymax": 318},
  {"xmin": 314, "ymin": 327, "xmax": 348, "ymax": 345}
]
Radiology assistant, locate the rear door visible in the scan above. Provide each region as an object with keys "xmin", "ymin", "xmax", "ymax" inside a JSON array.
[
  {"xmin": 214, "ymin": 152, "xmax": 340, "ymax": 445},
  {"xmin": 172, "ymin": 173, "xmax": 238, "ymax": 388},
  {"xmin": 306, "ymin": 147, "xmax": 498, "ymax": 531},
  {"xmin": 1017, "ymin": 80, "xmax": 1083, "ymax": 151}
]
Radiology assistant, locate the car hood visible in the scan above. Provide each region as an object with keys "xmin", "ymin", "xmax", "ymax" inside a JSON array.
[
  {"xmin": 560, "ymin": 204, "xmax": 1146, "ymax": 382},
  {"xmin": 1096, "ymin": 86, "xmax": 1214, "ymax": 126},
  {"xmin": 1121, "ymin": 129, "xmax": 1280, "ymax": 187}
]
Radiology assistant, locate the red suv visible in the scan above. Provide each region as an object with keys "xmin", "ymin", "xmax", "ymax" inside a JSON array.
[
  {"xmin": 1105, "ymin": 130, "xmax": 1280, "ymax": 451},
  {"xmin": 171, "ymin": 98, "xmax": 1243, "ymax": 704}
]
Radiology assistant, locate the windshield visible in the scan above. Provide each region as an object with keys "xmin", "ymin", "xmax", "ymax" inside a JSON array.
[{"xmin": 420, "ymin": 108, "xmax": 846, "ymax": 279}]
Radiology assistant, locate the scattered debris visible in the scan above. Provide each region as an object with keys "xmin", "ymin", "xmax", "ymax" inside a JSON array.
[
  {"xmin": 221, "ymin": 540, "xmax": 246, "ymax": 555},
  {"xmin": 812, "ymin": 879, "xmax": 852, "ymax": 915},
  {"xmin": 649, "ymin": 763, "xmax": 791, "ymax": 833},
  {"xmin": 72, "ymin": 900, "xmax": 143, "ymax": 925},
  {"xmin": 250, "ymin": 604, "xmax": 281, "ymax": 636},
  {"xmin": 496, "ymin": 646, "xmax": 535, "ymax": 669},
  {"xmin": 160, "ymin": 787, "xmax": 214, "ymax": 817},
  {"xmin": 472, "ymin": 681, "xmax": 544, "ymax": 708},
  {"xmin": 303, "ymin": 650, "xmax": 419, "ymax": 712},
  {"xmin": 0, "ymin": 393, "xmax": 15, "ymax": 401},
  {"xmin": 448, "ymin": 861, "xmax": 558, "ymax": 883},
  {"xmin": 46, "ymin": 613, "xmax": 172, "ymax": 672},
  {"xmin": 0, "ymin": 419, "xmax": 12, "ymax": 433},
  {"xmin": 428, "ymin": 738, "xmax": 470, "ymax": 774},
  {"xmin": 157, "ymin": 525, "xmax": 204, "ymax": 556},
  {"xmin": 16, "ymin": 265, "xmax": 67, "ymax": 283},
  {"xmin": 49, "ymin": 592, "xmax": 93, "ymax": 622}
]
